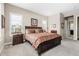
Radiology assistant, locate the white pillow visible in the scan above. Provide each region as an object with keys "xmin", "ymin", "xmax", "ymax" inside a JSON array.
[{"xmin": 25, "ymin": 30, "xmax": 29, "ymax": 34}]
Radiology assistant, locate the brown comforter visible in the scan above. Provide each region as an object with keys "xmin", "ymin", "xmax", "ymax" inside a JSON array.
[{"xmin": 25, "ymin": 32, "xmax": 61, "ymax": 48}]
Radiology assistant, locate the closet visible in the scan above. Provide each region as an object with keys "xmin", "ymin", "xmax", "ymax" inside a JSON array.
[{"xmin": 64, "ymin": 15, "xmax": 74, "ymax": 40}]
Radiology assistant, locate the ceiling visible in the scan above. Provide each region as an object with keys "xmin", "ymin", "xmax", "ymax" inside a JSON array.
[{"xmin": 10, "ymin": 3, "xmax": 79, "ymax": 16}]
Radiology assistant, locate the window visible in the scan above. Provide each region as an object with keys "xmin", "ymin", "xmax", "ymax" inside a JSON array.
[{"xmin": 9, "ymin": 13, "xmax": 22, "ymax": 34}]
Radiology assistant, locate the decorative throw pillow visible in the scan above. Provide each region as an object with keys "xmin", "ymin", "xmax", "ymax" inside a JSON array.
[
  {"xmin": 35, "ymin": 29, "xmax": 39, "ymax": 33},
  {"xmin": 39, "ymin": 29, "xmax": 43, "ymax": 33},
  {"xmin": 28, "ymin": 29, "xmax": 35, "ymax": 33}
]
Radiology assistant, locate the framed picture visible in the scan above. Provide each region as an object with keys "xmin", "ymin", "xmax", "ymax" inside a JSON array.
[
  {"xmin": 31, "ymin": 18, "xmax": 38, "ymax": 27},
  {"xmin": 1, "ymin": 15, "xmax": 5, "ymax": 28}
]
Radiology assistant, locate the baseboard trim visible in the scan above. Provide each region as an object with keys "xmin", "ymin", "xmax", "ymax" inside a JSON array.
[
  {"xmin": 0, "ymin": 42, "xmax": 12, "ymax": 55},
  {"xmin": 4, "ymin": 42, "xmax": 12, "ymax": 46}
]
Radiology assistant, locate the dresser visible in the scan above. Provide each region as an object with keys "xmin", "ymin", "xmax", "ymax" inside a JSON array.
[{"xmin": 13, "ymin": 34, "xmax": 24, "ymax": 45}]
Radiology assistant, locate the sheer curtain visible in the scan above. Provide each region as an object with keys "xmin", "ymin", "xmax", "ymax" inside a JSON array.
[{"xmin": 9, "ymin": 13, "xmax": 22, "ymax": 34}]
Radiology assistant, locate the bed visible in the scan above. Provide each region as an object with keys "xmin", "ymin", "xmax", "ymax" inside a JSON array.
[{"xmin": 25, "ymin": 26, "xmax": 62, "ymax": 56}]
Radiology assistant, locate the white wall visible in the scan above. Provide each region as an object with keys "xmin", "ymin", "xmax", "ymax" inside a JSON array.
[
  {"xmin": 4, "ymin": 4, "xmax": 48, "ymax": 44},
  {"xmin": 0, "ymin": 3, "xmax": 4, "ymax": 54},
  {"xmin": 48, "ymin": 13, "xmax": 61, "ymax": 34}
]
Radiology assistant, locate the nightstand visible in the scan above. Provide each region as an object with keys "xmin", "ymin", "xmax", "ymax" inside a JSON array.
[
  {"xmin": 51, "ymin": 30, "xmax": 57, "ymax": 33},
  {"xmin": 13, "ymin": 34, "xmax": 24, "ymax": 45}
]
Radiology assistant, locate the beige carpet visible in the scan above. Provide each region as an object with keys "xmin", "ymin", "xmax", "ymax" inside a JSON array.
[{"xmin": 1, "ymin": 39, "xmax": 79, "ymax": 56}]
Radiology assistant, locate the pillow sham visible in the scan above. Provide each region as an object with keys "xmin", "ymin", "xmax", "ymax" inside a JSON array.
[
  {"xmin": 25, "ymin": 29, "xmax": 35, "ymax": 34},
  {"xmin": 35, "ymin": 29, "xmax": 44, "ymax": 33}
]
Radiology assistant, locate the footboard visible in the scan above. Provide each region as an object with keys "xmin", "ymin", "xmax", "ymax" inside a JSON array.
[{"xmin": 36, "ymin": 36, "xmax": 62, "ymax": 56}]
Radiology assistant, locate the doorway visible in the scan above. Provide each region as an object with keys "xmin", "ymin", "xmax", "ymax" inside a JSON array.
[{"xmin": 64, "ymin": 16, "xmax": 74, "ymax": 40}]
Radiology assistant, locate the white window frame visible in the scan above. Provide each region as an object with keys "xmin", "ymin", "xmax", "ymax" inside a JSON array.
[{"xmin": 9, "ymin": 13, "xmax": 23, "ymax": 35}]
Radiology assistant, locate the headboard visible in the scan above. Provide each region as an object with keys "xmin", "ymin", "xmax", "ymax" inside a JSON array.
[{"xmin": 25, "ymin": 26, "xmax": 42, "ymax": 29}]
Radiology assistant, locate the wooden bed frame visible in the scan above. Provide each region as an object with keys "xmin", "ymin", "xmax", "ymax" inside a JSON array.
[{"xmin": 25, "ymin": 26, "xmax": 62, "ymax": 56}]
